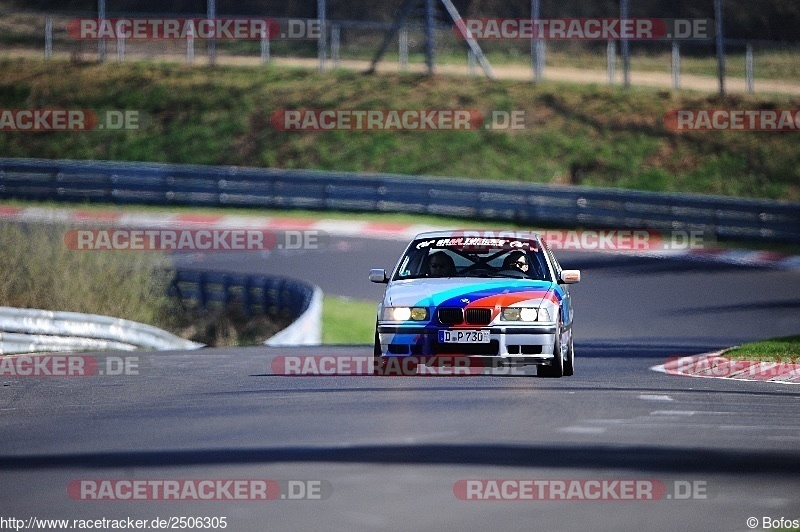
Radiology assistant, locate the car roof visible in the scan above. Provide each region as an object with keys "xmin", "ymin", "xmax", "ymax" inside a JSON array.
[{"xmin": 412, "ymin": 230, "xmax": 543, "ymax": 242}]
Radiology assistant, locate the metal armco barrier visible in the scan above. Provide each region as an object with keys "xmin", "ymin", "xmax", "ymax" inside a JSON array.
[
  {"xmin": 170, "ymin": 269, "xmax": 315, "ymax": 320},
  {"xmin": 170, "ymin": 270, "xmax": 322, "ymax": 346},
  {"xmin": 0, "ymin": 271, "xmax": 320, "ymax": 354},
  {"xmin": 1, "ymin": 157, "xmax": 798, "ymax": 243},
  {"xmin": 0, "ymin": 306, "xmax": 203, "ymax": 355}
]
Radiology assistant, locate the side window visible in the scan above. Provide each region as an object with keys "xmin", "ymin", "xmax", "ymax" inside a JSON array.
[{"xmin": 541, "ymin": 242, "xmax": 562, "ymax": 280}]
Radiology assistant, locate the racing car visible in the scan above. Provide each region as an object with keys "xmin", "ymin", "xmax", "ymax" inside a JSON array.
[{"xmin": 370, "ymin": 231, "xmax": 580, "ymax": 377}]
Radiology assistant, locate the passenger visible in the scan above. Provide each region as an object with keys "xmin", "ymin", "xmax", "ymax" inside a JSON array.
[
  {"xmin": 427, "ymin": 251, "xmax": 457, "ymax": 277},
  {"xmin": 502, "ymin": 250, "xmax": 529, "ymax": 275}
]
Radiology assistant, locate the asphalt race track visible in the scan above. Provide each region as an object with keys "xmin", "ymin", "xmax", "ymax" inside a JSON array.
[{"xmin": 2, "ymin": 234, "xmax": 800, "ymax": 532}]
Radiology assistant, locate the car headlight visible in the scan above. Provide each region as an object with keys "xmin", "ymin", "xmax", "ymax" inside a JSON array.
[
  {"xmin": 383, "ymin": 307, "xmax": 428, "ymax": 321},
  {"xmin": 537, "ymin": 308, "xmax": 551, "ymax": 322},
  {"xmin": 501, "ymin": 307, "xmax": 549, "ymax": 322}
]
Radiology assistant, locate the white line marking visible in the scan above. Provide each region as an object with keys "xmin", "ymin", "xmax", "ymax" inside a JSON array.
[
  {"xmin": 558, "ymin": 426, "xmax": 607, "ymax": 434},
  {"xmin": 638, "ymin": 394, "xmax": 674, "ymax": 401}
]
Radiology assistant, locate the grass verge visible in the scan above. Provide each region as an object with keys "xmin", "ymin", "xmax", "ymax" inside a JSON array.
[
  {"xmin": 726, "ymin": 335, "xmax": 800, "ymax": 362},
  {"xmin": 322, "ymin": 295, "xmax": 376, "ymax": 345},
  {"xmin": 0, "ymin": 58, "xmax": 798, "ymax": 200}
]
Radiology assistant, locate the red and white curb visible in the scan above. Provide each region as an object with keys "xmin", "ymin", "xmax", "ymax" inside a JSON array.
[
  {"xmin": 0, "ymin": 205, "xmax": 438, "ymax": 241},
  {"xmin": 1, "ymin": 204, "xmax": 800, "ymax": 269},
  {"xmin": 651, "ymin": 350, "xmax": 800, "ymax": 384}
]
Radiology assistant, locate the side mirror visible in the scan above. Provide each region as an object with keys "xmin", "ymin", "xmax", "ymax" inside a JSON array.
[
  {"xmin": 559, "ymin": 270, "xmax": 581, "ymax": 284},
  {"xmin": 369, "ymin": 269, "xmax": 388, "ymax": 283}
]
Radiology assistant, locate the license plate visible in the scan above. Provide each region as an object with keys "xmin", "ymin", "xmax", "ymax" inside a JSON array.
[{"xmin": 438, "ymin": 330, "xmax": 490, "ymax": 343}]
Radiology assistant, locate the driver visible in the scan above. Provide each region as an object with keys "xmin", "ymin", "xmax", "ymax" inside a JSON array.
[
  {"xmin": 427, "ymin": 251, "xmax": 456, "ymax": 277},
  {"xmin": 502, "ymin": 250, "xmax": 529, "ymax": 275}
]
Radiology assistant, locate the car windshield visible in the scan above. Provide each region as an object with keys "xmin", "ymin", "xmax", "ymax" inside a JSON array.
[{"xmin": 393, "ymin": 236, "xmax": 552, "ymax": 281}]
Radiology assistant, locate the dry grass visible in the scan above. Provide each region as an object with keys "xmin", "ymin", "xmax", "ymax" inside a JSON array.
[{"xmin": 0, "ymin": 222, "xmax": 174, "ymax": 324}]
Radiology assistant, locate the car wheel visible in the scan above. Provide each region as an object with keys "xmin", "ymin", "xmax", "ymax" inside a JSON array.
[
  {"xmin": 373, "ymin": 323, "xmax": 386, "ymax": 375},
  {"xmin": 537, "ymin": 316, "xmax": 564, "ymax": 378},
  {"xmin": 373, "ymin": 323, "xmax": 381, "ymax": 358},
  {"xmin": 563, "ymin": 330, "xmax": 574, "ymax": 377}
]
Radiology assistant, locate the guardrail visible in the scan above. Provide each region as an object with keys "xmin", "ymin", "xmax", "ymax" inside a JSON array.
[
  {"xmin": 0, "ymin": 270, "xmax": 321, "ymax": 355},
  {"xmin": 1, "ymin": 157, "xmax": 799, "ymax": 244},
  {"xmin": 0, "ymin": 306, "xmax": 203, "ymax": 355},
  {"xmin": 170, "ymin": 269, "xmax": 321, "ymax": 346},
  {"xmin": 171, "ymin": 269, "xmax": 313, "ymax": 319}
]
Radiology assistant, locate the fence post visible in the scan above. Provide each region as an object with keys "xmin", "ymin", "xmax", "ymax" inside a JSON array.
[
  {"xmin": 44, "ymin": 16, "xmax": 53, "ymax": 60},
  {"xmin": 187, "ymin": 32, "xmax": 195, "ymax": 65},
  {"xmin": 117, "ymin": 34, "xmax": 125, "ymax": 63},
  {"xmin": 671, "ymin": 41, "xmax": 680, "ymax": 89},
  {"xmin": 98, "ymin": 0, "xmax": 106, "ymax": 63},
  {"xmin": 261, "ymin": 26, "xmax": 270, "ymax": 64},
  {"xmin": 714, "ymin": 0, "xmax": 725, "ymax": 95},
  {"xmin": 424, "ymin": 0, "xmax": 435, "ymax": 74},
  {"xmin": 745, "ymin": 43, "xmax": 754, "ymax": 94},
  {"xmin": 531, "ymin": 0, "xmax": 543, "ymax": 81},
  {"xmin": 399, "ymin": 27, "xmax": 409, "ymax": 71},
  {"xmin": 620, "ymin": 0, "xmax": 630, "ymax": 88},
  {"xmin": 318, "ymin": 0, "xmax": 327, "ymax": 71},
  {"xmin": 331, "ymin": 23, "xmax": 340, "ymax": 69},
  {"xmin": 207, "ymin": 0, "xmax": 216, "ymax": 66},
  {"xmin": 606, "ymin": 40, "xmax": 616, "ymax": 85}
]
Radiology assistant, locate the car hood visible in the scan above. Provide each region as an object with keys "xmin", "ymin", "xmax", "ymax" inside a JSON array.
[{"xmin": 384, "ymin": 277, "xmax": 559, "ymax": 309}]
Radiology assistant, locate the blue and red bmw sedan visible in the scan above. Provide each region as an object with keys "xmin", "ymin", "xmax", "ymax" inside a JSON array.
[{"xmin": 370, "ymin": 231, "xmax": 581, "ymax": 377}]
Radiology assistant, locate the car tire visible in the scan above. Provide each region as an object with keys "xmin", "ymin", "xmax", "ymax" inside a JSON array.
[
  {"xmin": 563, "ymin": 330, "xmax": 574, "ymax": 377},
  {"xmin": 373, "ymin": 323, "xmax": 381, "ymax": 358},
  {"xmin": 373, "ymin": 324, "xmax": 385, "ymax": 375},
  {"xmin": 537, "ymin": 316, "xmax": 564, "ymax": 378}
]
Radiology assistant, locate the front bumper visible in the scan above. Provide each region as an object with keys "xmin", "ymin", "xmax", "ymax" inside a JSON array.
[{"xmin": 376, "ymin": 324, "xmax": 558, "ymax": 363}]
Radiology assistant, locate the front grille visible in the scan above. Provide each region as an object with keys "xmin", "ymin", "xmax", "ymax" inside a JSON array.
[
  {"xmin": 437, "ymin": 308, "xmax": 463, "ymax": 325},
  {"xmin": 465, "ymin": 308, "xmax": 491, "ymax": 325}
]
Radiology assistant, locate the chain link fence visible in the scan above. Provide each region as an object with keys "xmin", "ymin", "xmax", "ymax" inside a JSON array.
[{"xmin": 2, "ymin": 5, "xmax": 798, "ymax": 94}]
